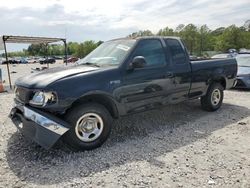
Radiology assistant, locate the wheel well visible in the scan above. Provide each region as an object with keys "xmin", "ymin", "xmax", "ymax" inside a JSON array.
[
  {"xmin": 216, "ymin": 78, "xmax": 226, "ymax": 89},
  {"xmin": 214, "ymin": 78, "xmax": 226, "ymax": 89},
  {"xmin": 70, "ymin": 94, "xmax": 119, "ymax": 118}
]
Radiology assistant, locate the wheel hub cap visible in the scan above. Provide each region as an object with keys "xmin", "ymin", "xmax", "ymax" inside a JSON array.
[
  {"xmin": 211, "ymin": 89, "xmax": 221, "ymax": 106},
  {"xmin": 75, "ymin": 113, "xmax": 104, "ymax": 142},
  {"xmin": 84, "ymin": 120, "xmax": 95, "ymax": 131}
]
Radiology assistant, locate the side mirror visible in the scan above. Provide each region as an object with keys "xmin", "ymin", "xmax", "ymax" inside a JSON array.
[{"xmin": 129, "ymin": 56, "xmax": 147, "ymax": 69}]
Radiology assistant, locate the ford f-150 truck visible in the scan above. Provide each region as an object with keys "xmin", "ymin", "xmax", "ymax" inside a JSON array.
[{"xmin": 9, "ymin": 37, "xmax": 237, "ymax": 151}]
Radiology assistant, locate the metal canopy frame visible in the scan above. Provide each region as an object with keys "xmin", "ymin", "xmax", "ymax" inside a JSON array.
[{"xmin": 1, "ymin": 35, "xmax": 68, "ymax": 89}]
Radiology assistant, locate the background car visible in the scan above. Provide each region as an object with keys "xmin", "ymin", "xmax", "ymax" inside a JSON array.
[
  {"xmin": 234, "ymin": 54, "xmax": 250, "ymax": 89},
  {"xmin": 1, "ymin": 57, "xmax": 17, "ymax": 64},
  {"xmin": 27, "ymin": 57, "xmax": 37, "ymax": 63},
  {"xmin": 14, "ymin": 57, "xmax": 21, "ymax": 64},
  {"xmin": 64, "ymin": 57, "xmax": 79, "ymax": 63},
  {"xmin": 52, "ymin": 56, "xmax": 63, "ymax": 60},
  {"xmin": 19, "ymin": 57, "xmax": 28, "ymax": 64},
  {"xmin": 189, "ymin": 55, "xmax": 198, "ymax": 61},
  {"xmin": 239, "ymin": 48, "xmax": 250, "ymax": 54},
  {"xmin": 0, "ymin": 57, "xmax": 4, "ymax": 64},
  {"xmin": 39, "ymin": 57, "xmax": 56, "ymax": 64},
  {"xmin": 211, "ymin": 53, "xmax": 234, "ymax": 59}
]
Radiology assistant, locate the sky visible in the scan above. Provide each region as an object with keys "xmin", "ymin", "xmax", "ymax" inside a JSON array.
[{"xmin": 0, "ymin": 0, "xmax": 250, "ymax": 51}]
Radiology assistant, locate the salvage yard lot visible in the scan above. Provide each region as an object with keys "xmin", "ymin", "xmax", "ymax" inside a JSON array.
[
  {"xmin": 0, "ymin": 64, "xmax": 250, "ymax": 187},
  {"xmin": 0, "ymin": 62, "xmax": 63, "ymax": 89}
]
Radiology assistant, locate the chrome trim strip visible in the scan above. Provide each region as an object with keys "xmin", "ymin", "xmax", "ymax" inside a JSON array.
[{"xmin": 23, "ymin": 106, "xmax": 69, "ymax": 135}]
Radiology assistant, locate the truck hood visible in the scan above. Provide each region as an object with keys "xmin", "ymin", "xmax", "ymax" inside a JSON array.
[
  {"xmin": 237, "ymin": 66, "xmax": 250, "ymax": 76},
  {"xmin": 16, "ymin": 65, "xmax": 99, "ymax": 88}
]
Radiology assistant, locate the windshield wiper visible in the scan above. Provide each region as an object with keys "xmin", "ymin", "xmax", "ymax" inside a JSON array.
[{"xmin": 80, "ymin": 62, "xmax": 100, "ymax": 67}]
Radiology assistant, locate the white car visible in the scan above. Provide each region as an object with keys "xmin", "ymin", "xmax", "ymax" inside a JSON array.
[{"xmin": 211, "ymin": 53, "xmax": 234, "ymax": 59}]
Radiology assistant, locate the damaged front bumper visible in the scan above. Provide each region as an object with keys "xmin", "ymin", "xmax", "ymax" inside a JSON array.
[{"xmin": 9, "ymin": 104, "xmax": 69, "ymax": 149}]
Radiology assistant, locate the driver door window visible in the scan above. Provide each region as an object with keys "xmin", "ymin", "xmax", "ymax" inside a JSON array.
[{"xmin": 132, "ymin": 39, "xmax": 166, "ymax": 67}]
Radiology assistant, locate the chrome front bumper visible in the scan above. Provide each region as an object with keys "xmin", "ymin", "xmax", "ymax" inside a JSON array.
[
  {"xmin": 23, "ymin": 106, "xmax": 68, "ymax": 135},
  {"xmin": 9, "ymin": 105, "xmax": 69, "ymax": 149}
]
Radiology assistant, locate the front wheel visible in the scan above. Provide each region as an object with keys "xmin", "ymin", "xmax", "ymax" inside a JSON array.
[
  {"xmin": 200, "ymin": 83, "xmax": 224, "ymax": 111},
  {"xmin": 63, "ymin": 103, "xmax": 113, "ymax": 151}
]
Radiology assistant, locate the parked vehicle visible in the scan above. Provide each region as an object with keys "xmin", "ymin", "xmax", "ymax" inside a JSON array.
[
  {"xmin": 19, "ymin": 57, "xmax": 28, "ymax": 64},
  {"xmin": 27, "ymin": 57, "xmax": 39, "ymax": 64},
  {"xmin": 239, "ymin": 48, "xmax": 250, "ymax": 54},
  {"xmin": 189, "ymin": 55, "xmax": 198, "ymax": 61},
  {"xmin": 0, "ymin": 57, "xmax": 5, "ymax": 64},
  {"xmin": 1, "ymin": 57, "xmax": 28, "ymax": 64},
  {"xmin": 64, "ymin": 57, "xmax": 79, "ymax": 63},
  {"xmin": 1, "ymin": 58, "xmax": 17, "ymax": 64},
  {"xmin": 211, "ymin": 53, "xmax": 234, "ymax": 59},
  {"xmin": 1, "ymin": 59, "xmax": 7, "ymax": 64},
  {"xmin": 9, "ymin": 37, "xmax": 237, "ymax": 151},
  {"xmin": 39, "ymin": 57, "xmax": 56, "ymax": 64},
  {"xmin": 234, "ymin": 54, "xmax": 250, "ymax": 88},
  {"xmin": 52, "ymin": 56, "xmax": 63, "ymax": 60}
]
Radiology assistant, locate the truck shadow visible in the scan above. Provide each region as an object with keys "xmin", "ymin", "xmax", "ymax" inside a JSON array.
[{"xmin": 5, "ymin": 100, "xmax": 250, "ymax": 185}]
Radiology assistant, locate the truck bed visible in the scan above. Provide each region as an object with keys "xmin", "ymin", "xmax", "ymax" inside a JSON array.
[{"xmin": 189, "ymin": 58, "xmax": 237, "ymax": 97}]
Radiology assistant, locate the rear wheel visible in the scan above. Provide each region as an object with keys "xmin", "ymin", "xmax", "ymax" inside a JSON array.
[
  {"xmin": 201, "ymin": 83, "xmax": 224, "ymax": 111},
  {"xmin": 63, "ymin": 103, "xmax": 113, "ymax": 151}
]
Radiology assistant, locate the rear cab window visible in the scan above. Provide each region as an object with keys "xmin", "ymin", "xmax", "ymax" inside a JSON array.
[{"xmin": 164, "ymin": 39, "xmax": 187, "ymax": 64}]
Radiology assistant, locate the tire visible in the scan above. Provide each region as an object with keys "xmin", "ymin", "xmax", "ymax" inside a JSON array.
[
  {"xmin": 200, "ymin": 83, "xmax": 224, "ymax": 112},
  {"xmin": 63, "ymin": 103, "xmax": 113, "ymax": 151}
]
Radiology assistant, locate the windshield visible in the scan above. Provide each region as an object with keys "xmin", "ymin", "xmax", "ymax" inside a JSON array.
[
  {"xmin": 236, "ymin": 56, "xmax": 250, "ymax": 67},
  {"xmin": 77, "ymin": 39, "xmax": 136, "ymax": 67}
]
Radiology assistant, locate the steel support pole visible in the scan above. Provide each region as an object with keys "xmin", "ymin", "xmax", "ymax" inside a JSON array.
[
  {"xmin": 3, "ymin": 40, "xmax": 12, "ymax": 89},
  {"xmin": 64, "ymin": 40, "xmax": 68, "ymax": 66},
  {"xmin": 46, "ymin": 43, "xmax": 49, "ymax": 68}
]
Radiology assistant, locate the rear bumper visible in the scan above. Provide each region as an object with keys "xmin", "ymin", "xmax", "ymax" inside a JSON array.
[{"xmin": 9, "ymin": 105, "xmax": 69, "ymax": 149}]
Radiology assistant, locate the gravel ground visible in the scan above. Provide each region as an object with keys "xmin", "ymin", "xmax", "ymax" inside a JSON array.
[{"xmin": 0, "ymin": 64, "xmax": 250, "ymax": 187}]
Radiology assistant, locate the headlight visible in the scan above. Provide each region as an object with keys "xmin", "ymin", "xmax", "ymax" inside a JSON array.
[{"xmin": 29, "ymin": 91, "xmax": 57, "ymax": 106}]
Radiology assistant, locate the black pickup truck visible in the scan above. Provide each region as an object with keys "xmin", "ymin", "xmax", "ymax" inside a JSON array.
[{"xmin": 9, "ymin": 37, "xmax": 237, "ymax": 151}]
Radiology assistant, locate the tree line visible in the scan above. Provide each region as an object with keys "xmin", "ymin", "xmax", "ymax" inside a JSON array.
[
  {"xmin": 3, "ymin": 40, "xmax": 103, "ymax": 58},
  {"xmin": 3, "ymin": 20, "xmax": 250, "ymax": 58},
  {"xmin": 26, "ymin": 40, "xmax": 103, "ymax": 58},
  {"xmin": 128, "ymin": 20, "xmax": 250, "ymax": 56}
]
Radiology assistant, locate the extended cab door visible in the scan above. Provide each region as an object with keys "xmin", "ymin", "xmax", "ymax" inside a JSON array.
[
  {"xmin": 119, "ymin": 39, "xmax": 175, "ymax": 113},
  {"xmin": 163, "ymin": 39, "xmax": 192, "ymax": 103}
]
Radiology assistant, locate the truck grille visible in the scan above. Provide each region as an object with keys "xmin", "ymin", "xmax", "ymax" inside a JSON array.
[{"xmin": 15, "ymin": 87, "xmax": 33, "ymax": 104}]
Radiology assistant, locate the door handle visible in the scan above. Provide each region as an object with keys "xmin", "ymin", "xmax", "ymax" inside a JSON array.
[{"xmin": 166, "ymin": 72, "xmax": 174, "ymax": 78}]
